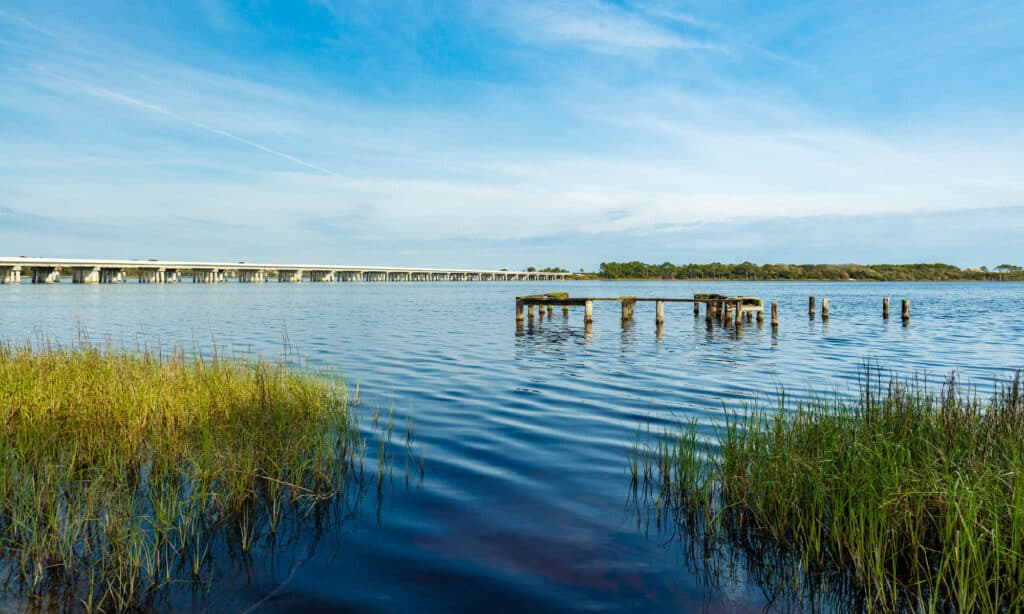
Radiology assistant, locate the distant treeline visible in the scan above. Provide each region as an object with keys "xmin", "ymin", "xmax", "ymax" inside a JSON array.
[{"xmin": 596, "ymin": 261, "xmax": 1024, "ymax": 281}]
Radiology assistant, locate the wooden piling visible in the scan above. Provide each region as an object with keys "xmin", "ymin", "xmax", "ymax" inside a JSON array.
[
  {"xmin": 516, "ymin": 300, "xmax": 525, "ymax": 323},
  {"xmin": 621, "ymin": 296, "xmax": 636, "ymax": 323},
  {"xmin": 538, "ymin": 306, "xmax": 545, "ymax": 322},
  {"xmin": 547, "ymin": 305, "xmax": 554, "ymax": 318},
  {"xmin": 883, "ymin": 297, "xmax": 890, "ymax": 319},
  {"xmin": 902, "ymin": 299, "xmax": 910, "ymax": 322},
  {"xmin": 734, "ymin": 300, "xmax": 742, "ymax": 327},
  {"xmin": 584, "ymin": 300, "xmax": 593, "ymax": 324},
  {"xmin": 562, "ymin": 305, "xmax": 569, "ymax": 316},
  {"xmin": 656, "ymin": 300, "xmax": 665, "ymax": 326},
  {"xmin": 528, "ymin": 305, "xmax": 536, "ymax": 321},
  {"xmin": 756, "ymin": 304, "xmax": 764, "ymax": 324},
  {"xmin": 693, "ymin": 300, "xmax": 700, "ymax": 317},
  {"xmin": 809, "ymin": 296, "xmax": 816, "ymax": 318},
  {"xmin": 822, "ymin": 298, "xmax": 829, "ymax": 321},
  {"xmin": 771, "ymin": 301, "xmax": 779, "ymax": 328}
]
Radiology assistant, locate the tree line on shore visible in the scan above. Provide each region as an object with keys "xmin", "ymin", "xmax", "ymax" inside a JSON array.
[{"xmin": 592, "ymin": 261, "xmax": 1024, "ymax": 281}]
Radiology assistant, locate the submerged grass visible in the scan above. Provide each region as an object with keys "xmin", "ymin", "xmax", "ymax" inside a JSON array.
[
  {"xmin": 0, "ymin": 342, "xmax": 367, "ymax": 611},
  {"xmin": 634, "ymin": 370, "xmax": 1024, "ymax": 612}
]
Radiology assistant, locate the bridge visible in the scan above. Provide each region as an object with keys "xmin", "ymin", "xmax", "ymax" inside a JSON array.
[{"xmin": 0, "ymin": 257, "xmax": 571, "ymax": 284}]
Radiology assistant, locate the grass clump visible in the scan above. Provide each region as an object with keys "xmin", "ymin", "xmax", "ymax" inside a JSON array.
[
  {"xmin": 635, "ymin": 370, "xmax": 1024, "ymax": 612},
  {"xmin": 0, "ymin": 342, "xmax": 364, "ymax": 611}
]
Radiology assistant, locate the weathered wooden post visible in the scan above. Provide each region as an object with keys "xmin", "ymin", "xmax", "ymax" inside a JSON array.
[
  {"xmin": 656, "ymin": 300, "xmax": 665, "ymax": 326},
  {"xmin": 821, "ymin": 298, "xmax": 829, "ymax": 321},
  {"xmin": 883, "ymin": 297, "xmax": 890, "ymax": 319},
  {"xmin": 734, "ymin": 300, "xmax": 742, "ymax": 327},
  {"xmin": 562, "ymin": 305, "xmax": 569, "ymax": 317},
  {"xmin": 516, "ymin": 300, "xmax": 525, "ymax": 323},
  {"xmin": 584, "ymin": 300, "xmax": 593, "ymax": 325},
  {"xmin": 756, "ymin": 300, "xmax": 764, "ymax": 324},
  {"xmin": 809, "ymin": 296, "xmax": 816, "ymax": 318},
  {"xmin": 902, "ymin": 299, "xmax": 910, "ymax": 323},
  {"xmin": 693, "ymin": 299, "xmax": 700, "ymax": 317},
  {"xmin": 547, "ymin": 305, "xmax": 554, "ymax": 318},
  {"xmin": 771, "ymin": 301, "xmax": 779, "ymax": 328},
  {"xmin": 621, "ymin": 296, "xmax": 636, "ymax": 324},
  {"xmin": 528, "ymin": 304, "xmax": 536, "ymax": 322}
]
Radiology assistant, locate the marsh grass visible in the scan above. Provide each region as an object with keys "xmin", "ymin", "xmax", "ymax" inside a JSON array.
[
  {"xmin": 633, "ymin": 370, "xmax": 1024, "ymax": 612},
  {"xmin": 0, "ymin": 341, "xmax": 372, "ymax": 611}
]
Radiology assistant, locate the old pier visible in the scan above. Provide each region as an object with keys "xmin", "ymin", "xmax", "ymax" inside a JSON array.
[
  {"xmin": 518, "ymin": 293, "xmax": 915, "ymax": 332},
  {"xmin": 516, "ymin": 293, "xmax": 765, "ymax": 329},
  {"xmin": 0, "ymin": 257, "xmax": 569, "ymax": 285}
]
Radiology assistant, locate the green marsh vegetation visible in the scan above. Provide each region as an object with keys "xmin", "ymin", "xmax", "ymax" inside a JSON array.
[
  {"xmin": 631, "ymin": 370, "xmax": 1024, "ymax": 612},
  {"xmin": 0, "ymin": 341, "xmax": 419, "ymax": 611}
]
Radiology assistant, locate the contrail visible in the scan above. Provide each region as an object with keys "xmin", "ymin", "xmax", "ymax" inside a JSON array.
[{"xmin": 48, "ymin": 72, "xmax": 338, "ymax": 176}]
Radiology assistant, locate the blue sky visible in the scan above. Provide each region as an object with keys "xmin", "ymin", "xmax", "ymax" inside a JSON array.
[{"xmin": 1, "ymin": 1, "xmax": 1022, "ymax": 269}]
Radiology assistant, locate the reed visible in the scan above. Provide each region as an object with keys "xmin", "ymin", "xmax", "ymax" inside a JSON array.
[
  {"xmin": 0, "ymin": 342, "xmax": 364, "ymax": 611},
  {"xmin": 635, "ymin": 370, "xmax": 1024, "ymax": 611}
]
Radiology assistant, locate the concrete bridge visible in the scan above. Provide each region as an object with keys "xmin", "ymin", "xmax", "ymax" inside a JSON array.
[{"xmin": 0, "ymin": 257, "xmax": 570, "ymax": 284}]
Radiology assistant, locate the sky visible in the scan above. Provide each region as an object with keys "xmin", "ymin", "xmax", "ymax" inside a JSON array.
[{"xmin": 1, "ymin": 1, "xmax": 1022, "ymax": 270}]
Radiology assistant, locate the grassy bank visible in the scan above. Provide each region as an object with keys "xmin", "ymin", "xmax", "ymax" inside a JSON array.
[
  {"xmin": 0, "ymin": 343, "xmax": 367, "ymax": 611},
  {"xmin": 635, "ymin": 371, "xmax": 1024, "ymax": 611}
]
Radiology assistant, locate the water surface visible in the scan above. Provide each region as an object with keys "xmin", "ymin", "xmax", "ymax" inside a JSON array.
[{"xmin": 2, "ymin": 281, "xmax": 1021, "ymax": 612}]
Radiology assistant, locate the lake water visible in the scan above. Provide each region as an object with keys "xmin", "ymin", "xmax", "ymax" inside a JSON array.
[{"xmin": 1, "ymin": 281, "xmax": 1022, "ymax": 612}]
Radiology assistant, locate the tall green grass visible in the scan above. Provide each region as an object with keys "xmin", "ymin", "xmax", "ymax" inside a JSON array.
[
  {"xmin": 0, "ymin": 342, "xmax": 367, "ymax": 611},
  {"xmin": 634, "ymin": 371, "xmax": 1024, "ymax": 612}
]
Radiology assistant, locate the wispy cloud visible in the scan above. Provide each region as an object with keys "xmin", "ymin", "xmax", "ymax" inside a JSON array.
[
  {"xmin": 498, "ymin": 1, "xmax": 725, "ymax": 55},
  {"xmin": 78, "ymin": 82, "xmax": 340, "ymax": 176}
]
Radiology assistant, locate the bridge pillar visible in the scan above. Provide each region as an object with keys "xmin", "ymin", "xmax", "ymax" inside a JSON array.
[
  {"xmin": 31, "ymin": 267, "xmax": 61, "ymax": 284},
  {"xmin": 0, "ymin": 266, "xmax": 22, "ymax": 284},
  {"xmin": 278, "ymin": 269, "xmax": 303, "ymax": 282},
  {"xmin": 137, "ymin": 268, "xmax": 165, "ymax": 283},
  {"xmin": 309, "ymin": 270, "xmax": 335, "ymax": 282},
  {"xmin": 238, "ymin": 269, "xmax": 267, "ymax": 283},
  {"xmin": 192, "ymin": 268, "xmax": 222, "ymax": 283},
  {"xmin": 72, "ymin": 266, "xmax": 101, "ymax": 283},
  {"xmin": 98, "ymin": 268, "xmax": 126, "ymax": 283}
]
